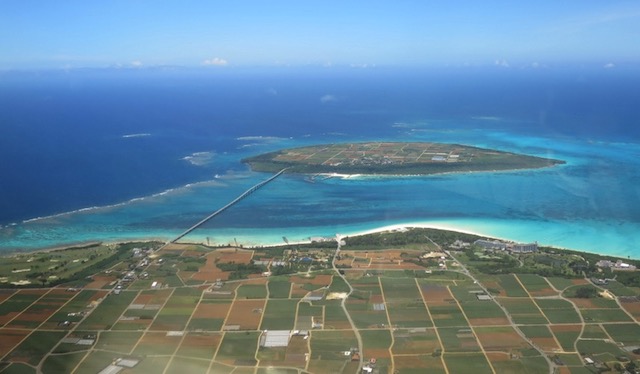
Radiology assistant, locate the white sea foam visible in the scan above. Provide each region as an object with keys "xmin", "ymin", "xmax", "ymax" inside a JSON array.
[
  {"xmin": 236, "ymin": 136, "xmax": 288, "ymax": 141},
  {"xmin": 181, "ymin": 151, "xmax": 215, "ymax": 166},
  {"xmin": 122, "ymin": 133, "xmax": 151, "ymax": 138},
  {"xmin": 18, "ymin": 178, "xmax": 227, "ymax": 225},
  {"xmin": 237, "ymin": 143, "xmax": 262, "ymax": 149},
  {"xmin": 470, "ymin": 116, "xmax": 503, "ymax": 121}
]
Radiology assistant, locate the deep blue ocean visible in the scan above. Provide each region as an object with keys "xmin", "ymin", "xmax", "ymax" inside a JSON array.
[{"xmin": 1, "ymin": 66, "xmax": 640, "ymax": 257}]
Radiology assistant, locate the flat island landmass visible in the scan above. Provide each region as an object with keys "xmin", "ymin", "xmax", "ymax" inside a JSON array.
[{"xmin": 242, "ymin": 141, "xmax": 565, "ymax": 175}]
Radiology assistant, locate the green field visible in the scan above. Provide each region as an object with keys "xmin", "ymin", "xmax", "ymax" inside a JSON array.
[
  {"xmin": 442, "ymin": 352, "xmax": 493, "ymax": 374},
  {"xmin": 76, "ymin": 291, "xmax": 137, "ymax": 330},
  {"xmin": 498, "ymin": 275, "xmax": 529, "ymax": 297},
  {"xmin": 267, "ymin": 279, "xmax": 292, "ymax": 298},
  {"xmin": 534, "ymin": 298, "xmax": 582, "ymax": 323},
  {"xmin": 215, "ymin": 331, "xmax": 260, "ymax": 365},
  {"xmin": 260, "ymin": 299, "xmax": 298, "ymax": 330}
]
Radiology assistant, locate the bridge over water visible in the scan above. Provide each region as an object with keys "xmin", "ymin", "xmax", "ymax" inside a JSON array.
[{"xmin": 167, "ymin": 168, "xmax": 288, "ymax": 245}]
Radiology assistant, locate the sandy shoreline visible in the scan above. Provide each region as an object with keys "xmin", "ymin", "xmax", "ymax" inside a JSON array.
[{"xmin": 1, "ymin": 222, "xmax": 634, "ymax": 260}]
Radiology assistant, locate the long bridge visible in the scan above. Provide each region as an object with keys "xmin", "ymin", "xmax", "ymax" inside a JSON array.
[{"xmin": 167, "ymin": 168, "xmax": 288, "ymax": 245}]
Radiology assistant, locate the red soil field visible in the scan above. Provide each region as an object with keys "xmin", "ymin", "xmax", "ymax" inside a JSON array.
[
  {"xmin": 0, "ymin": 329, "xmax": 30, "ymax": 357},
  {"xmin": 133, "ymin": 294, "xmax": 154, "ymax": 305},
  {"xmin": 549, "ymin": 324, "xmax": 581, "ymax": 333},
  {"xmin": 362, "ymin": 348, "xmax": 390, "ymax": 359},
  {"xmin": 621, "ymin": 302, "xmax": 640, "ymax": 321},
  {"xmin": 87, "ymin": 290, "xmax": 109, "ymax": 303},
  {"xmin": 224, "ymin": 299, "xmax": 266, "ymax": 330},
  {"xmin": 475, "ymin": 328, "xmax": 530, "ymax": 351},
  {"xmin": 420, "ymin": 285, "xmax": 453, "ymax": 305},
  {"xmin": 530, "ymin": 337, "xmax": 560, "ymax": 351},
  {"xmin": 192, "ymin": 302, "xmax": 231, "ymax": 319},
  {"xmin": 178, "ymin": 332, "xmax": 222, "ymax": 357},
  {"xmin": 468, "ymin": 317, "xmax": 511, "ymax": 326},
  {"xmin": 0, "ymin": 312, "xmax": 21, "ymax": 326},
  {"xmin": 0, "ymin": 290, "xmax": 16, "ymax": 303},
  {"xmin": 85, "ymin": 275, "xmax": 117, "ymax": 289},
  {"xmin": 9, "ymin": 304, "xmax": 61, "ymax": 324},
  {"xmin": 485, "ymin": 352, "xmax": 511, "ymax": 362},
  {"xmin": 192, "ymin": 252, "xmax": 231, "ymax": 282},
  {"xmin": 216, "ymin": 249, "xmax": 254, "ymax": 264},
  {"xmin": 17, "ymin": 289, "xmax": 47, "ymax": 296},
  {"xmin": 290, "ymin": 284, "xmax": 312, "ymax": 298}
]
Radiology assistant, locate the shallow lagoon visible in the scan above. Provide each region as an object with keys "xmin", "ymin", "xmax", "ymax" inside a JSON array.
[
  {"xmin": 3, "ymin": 125, "xmax": 640, "ymax": 259},
  {"xmin": 2, "ymin": 69, "xmax": 639, "ymax": 257}
]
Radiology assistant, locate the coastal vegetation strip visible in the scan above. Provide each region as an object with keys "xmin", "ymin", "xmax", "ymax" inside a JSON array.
[{"xmin": 242, "ymin": 141, "xmax": 565, "ymax": 175}]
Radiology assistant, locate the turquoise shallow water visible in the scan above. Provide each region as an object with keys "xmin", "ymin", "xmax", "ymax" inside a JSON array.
[
  {"xmin": 3, "ymin": 124, "xmax": 640, "ymax": 259},
  {"xmin": 2, "ymin": 69, "xmax": 640, "ymax": 257}
]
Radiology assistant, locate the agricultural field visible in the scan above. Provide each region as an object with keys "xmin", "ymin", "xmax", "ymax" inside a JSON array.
[{"xmin": 0, "ymin": 228, "xmax": 639, "ymax": 373}]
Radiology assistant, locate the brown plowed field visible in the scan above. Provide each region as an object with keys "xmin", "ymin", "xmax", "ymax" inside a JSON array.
[
  {"xmin": 85, "ymin": 275, "xmax": 117, "ymax": 289},
  {"xmin": 0, "ymin": 329, "xmax": 29, "ymax": 357},
  {"xmin": 224, "ymin": 299, "xmax": 266, "ymax": 330},
  {"xmin": 485, "ymin": 352, "xmax": 510, "ymax": 362},
  {"xmin": 420, "ymin": 284, "xmax": 452, "ymax": 305},
  {"xmin": 530, "ymin": 337, "xmax": 560, "ymax": 351},
  {"xmin": 192, "ymin": 302, "xmax": 231, "ymax": 319},
  {"xmin": 475, "ymin": 327, "xmax": 530, "ymax": 351}
]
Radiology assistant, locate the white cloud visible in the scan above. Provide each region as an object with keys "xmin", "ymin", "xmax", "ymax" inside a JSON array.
[
  {"xmin": 320, "ymin": 94, "xmax": 337, "ymax": 103},
  {"xmin": 202, "ymin": 57, "xmax": 228, "ymax": 66},
  {"xmin": 350, "ymin": 63, "xmax": 374, "ymax": 69},
  {"xmin": 494, "ymin": 59, "xmax": 510, "ymax": 68},
  {"xmin": 604, "ymin": 62, "xmax": 615, "ymax": 69},
  {"xmin": 130, "ymin": 60, "xmax": 143, "ymax": 67}
]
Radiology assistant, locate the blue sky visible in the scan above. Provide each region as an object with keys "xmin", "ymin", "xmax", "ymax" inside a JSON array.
[{"xmin": 1, "ymin": 1, "xmax": 639, "ymax": 70}]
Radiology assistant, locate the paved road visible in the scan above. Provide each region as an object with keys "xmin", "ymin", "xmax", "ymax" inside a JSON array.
[
  {"xmin": 331, "ymin": 236, "xmax": 364, "ymax": 373},
  {"xmin": 425, "ymin": 235, "xmax": 557, "ymax": 374}
]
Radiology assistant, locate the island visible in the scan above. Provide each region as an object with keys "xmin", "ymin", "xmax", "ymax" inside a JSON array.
[{"xmin": 242, "ymin": 141, "xmax": 565, "ymax": 175}]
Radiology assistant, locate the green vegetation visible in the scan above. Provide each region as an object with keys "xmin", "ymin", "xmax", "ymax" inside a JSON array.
[
  {"xmin": 77, "ymin": 291, "xmax": 137, "ymax": 330},
  {"xmin": 216, "ymin": 331, "xmax": 260, "ymax": 365},
  {"xmin": 574, "ymin": 286, "xmax": 598, "ymax": 298},
  {"xmin": 267, "ymin": 279, "xmax": 292, "ymax": 298},
  {"xmin": 442, "ymin": 352, "xmax": 492, "ymax": 374},
  {"xmin": 260, "ymin": 299, "xmax": 298, "ymax": 330},
  {"xmin": 0, "ymin": 242, "xmax": 159, "ymax": 288},
  {"xmin": 345, "ymin": 227, "xmax": 479, "ymax": 250},
  {"xmin": 216, "ymin": 261, "xmax": 266, "ymax": 279},
  {"xmin": 7, "ymin": 331, "xmax": 67, "ymax": 366},
  {"xmin": 236, "ymin": 284, "xmax": 268, "ymax": 299}
]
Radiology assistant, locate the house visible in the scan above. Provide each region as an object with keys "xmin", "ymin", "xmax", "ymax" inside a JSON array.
[
  {"xmin": 596, "ymin": 260, "xmax": 637, "ymax": 271},
  {"xmin": 509, "ymin": 242, "xmax": 538, "ymax": 253},
  {"xmin": 474, "ymin": 239, "xmax": 508, "ymax": 251}
]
